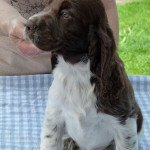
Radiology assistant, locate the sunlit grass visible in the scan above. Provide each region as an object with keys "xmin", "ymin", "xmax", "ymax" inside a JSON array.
[{"xmin": 117, "ymin": 0, "xmax": 150, "ymax": 75}]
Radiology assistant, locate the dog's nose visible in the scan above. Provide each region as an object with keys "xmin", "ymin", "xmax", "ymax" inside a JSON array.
[{"xmin": 25, "ymin": 20, "xmax": 37, "ymax": 31}]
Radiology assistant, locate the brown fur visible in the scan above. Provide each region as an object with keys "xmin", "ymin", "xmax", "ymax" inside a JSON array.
[
  {"xmin": 86, "ymin": 1, "xmax": 143, "ymax": 129},
  {"xmin": 25, "ymin": 0, "xmax": 143, "ymax": 148}
]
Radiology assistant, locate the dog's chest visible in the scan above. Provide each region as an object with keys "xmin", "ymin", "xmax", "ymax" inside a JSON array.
[
  {"xmin": 56, "ymin": 78, "xmax": 114, "ymax": 149},
  {"xmin": 63, "ymin": 103, "xmax": 114, "ymax": 150},
  {"xmin": 52, "ymin": 57, "xmax": 114, "ymax": 149}
]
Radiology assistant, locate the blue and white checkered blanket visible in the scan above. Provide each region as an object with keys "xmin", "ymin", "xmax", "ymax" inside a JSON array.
[{"xmin": 0, "ymin": 74, "xmax": 149, "ymax": 150}]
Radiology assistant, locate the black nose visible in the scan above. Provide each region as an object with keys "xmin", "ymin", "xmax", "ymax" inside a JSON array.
[{"xmin": 25, "ymin": 20, "xmax": 37, "ymax": 31}]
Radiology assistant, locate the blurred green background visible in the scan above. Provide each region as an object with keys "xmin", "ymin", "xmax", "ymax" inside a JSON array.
[{"xmin": 117, "ymin": 0, "xmax": 150, "ymax": 75}]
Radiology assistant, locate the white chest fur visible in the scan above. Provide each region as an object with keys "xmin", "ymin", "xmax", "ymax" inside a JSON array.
[
  {"xmin": 42, "ymin": 56, "xmax": 138, "ymax": 150},
  {"xmin": 63, "ymin": 105, "xmax": 114, "ymax": 150},
  {"xmin": 47, "ymin": 57, "xmax": 114, "ymax": 150}
]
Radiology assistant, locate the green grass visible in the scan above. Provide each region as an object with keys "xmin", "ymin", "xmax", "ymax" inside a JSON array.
[{"xmin": 117, "ymin": 0, "xmax": 150, "ymax": 75}]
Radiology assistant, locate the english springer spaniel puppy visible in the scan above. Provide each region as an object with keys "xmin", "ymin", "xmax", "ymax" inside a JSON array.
[{"xmin": 25, "ymin": 0, "xmax": 143, "ymax": 149}]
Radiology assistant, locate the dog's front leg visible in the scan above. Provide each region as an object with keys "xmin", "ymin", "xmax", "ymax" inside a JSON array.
[
  {"xmin": 40, "ymin": 106, "xmax": 64, "ymax": 150},
  {"xmin": 114, "ymin": 118, "xmax": 138, "ymax": 150}
]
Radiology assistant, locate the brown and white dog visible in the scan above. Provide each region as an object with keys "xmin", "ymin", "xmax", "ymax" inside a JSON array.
[{"xmin": 25, "ymin": 0, "xmax": 143, "ymax": 149}]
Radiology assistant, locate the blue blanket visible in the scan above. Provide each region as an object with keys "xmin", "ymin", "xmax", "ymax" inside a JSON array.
[{"xmin": 0, "ymin": 74, "xmax": 149, "ymax": 150}]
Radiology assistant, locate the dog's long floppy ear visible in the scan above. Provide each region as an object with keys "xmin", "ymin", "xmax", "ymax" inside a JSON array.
[
  {"xmin": 88, "ymin": 1, "xmax": 127, "ymax": 110},
  {"xmin": 87, "ymin": 0, "xmax": 116, "ymax": 79},
  {"xmin": 88, "ymin": 13, "xmax": 116, "ymax": 80}
]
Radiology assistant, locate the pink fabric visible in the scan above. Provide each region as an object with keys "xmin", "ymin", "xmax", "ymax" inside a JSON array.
[{"xmin": 0, "ymin": 0, "xmax": 52, "ymax": 75}]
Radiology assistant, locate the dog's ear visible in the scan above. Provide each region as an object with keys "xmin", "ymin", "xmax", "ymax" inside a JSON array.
[
  {"xmin": 88, "ymin": 20, "xmax": 116, "ymax": 80},
  {"xmin": 88, "ymin": 0, "xmax": 116, "ymax": 79},
  {"xmin": 88, "ymin": 2, "xmax": 127, "ymax": 108}
]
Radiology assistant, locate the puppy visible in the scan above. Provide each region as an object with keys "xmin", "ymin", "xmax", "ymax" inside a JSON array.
[{"xmin": 25, "ymin": 0, "xmax": 143, "ymax": 149}]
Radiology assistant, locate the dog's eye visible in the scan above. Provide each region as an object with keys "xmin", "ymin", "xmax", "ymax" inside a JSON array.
[{"xmin": 60, "ymin": 10, "xmax": 70, "ymax": 19}]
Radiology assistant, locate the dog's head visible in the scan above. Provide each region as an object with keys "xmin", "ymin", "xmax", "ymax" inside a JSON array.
[{"xmin": 25, "ymin": 0, "xmax": 116, "ymax": 65}]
